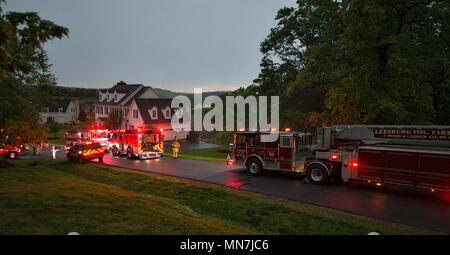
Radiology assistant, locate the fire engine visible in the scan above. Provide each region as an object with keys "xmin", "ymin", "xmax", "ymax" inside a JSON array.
[
  {"xmin": 0, "ymin": 144, "xmax": 21, "ymax": 159},
  {"xmin": 64, "ymin": 130, "xmax": 89, "ymax": 150},
  {"xmin": 88, "ymin": 129, "xmax": 110, "ymax": 149},
  {"xmin": 112, "ymin": 128, "xmax": 164, "ymax": 159},
  {"xmin": 228, "ymin": 125, "xmax": 450, "ymax": 192}
]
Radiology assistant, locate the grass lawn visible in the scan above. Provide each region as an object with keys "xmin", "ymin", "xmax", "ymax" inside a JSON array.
[
  {"xmin": 46, "ymin": 128, "xmax": 66, "ymax": 145},
  {"xmin": 163, "ymin": 146, "xmax": 230, "ymax": 162},
  {"xmin": 0, "ymin": 159, "xmax": 438, "ymax": 234}
]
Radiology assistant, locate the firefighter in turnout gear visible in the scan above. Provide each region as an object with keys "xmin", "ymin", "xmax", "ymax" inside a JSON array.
[{"xmin": 172, "ymin": 137, "xmax": 180, "ymax": 159}]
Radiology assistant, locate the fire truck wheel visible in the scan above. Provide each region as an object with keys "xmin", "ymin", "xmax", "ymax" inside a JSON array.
[
  {"xmin": 306, "ymin": 164, "xmax": 329, "ymax": 185},
  {"xmin": 246, "ymin": 158, "xmax": 262, "ymax": 176},
  {"xmin": 8, "ymin": 152, "xmax": 17, "ymax": 159}
]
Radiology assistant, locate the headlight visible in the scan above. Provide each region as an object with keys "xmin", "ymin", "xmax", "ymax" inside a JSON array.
[{"xmin": 78, "ymin": 151, "xmax": 82, "ymax": 154}]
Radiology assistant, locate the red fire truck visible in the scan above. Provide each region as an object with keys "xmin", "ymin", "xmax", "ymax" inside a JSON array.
[
  {"xmin": 88, "ymin": 129, "xmax": 110, "ymax": 149},
  {"xmin": 228, "ymin": 126, "xmax": 450, "ymax": 192},
  {"xmin": 0, "ymin": 144, "xmax": 21, "ymax": 159},
  {"xmin": 64, "ymin": 130, "xmax": 89, "ymax": 150},
  {"xmin": 112, "ymin": 128, "xmax": 164, "ymax": 159}
]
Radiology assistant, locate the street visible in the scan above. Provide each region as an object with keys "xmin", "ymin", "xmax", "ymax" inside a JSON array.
[{"xmin": 36, "ymin": 146, "xmax": 450, "ymax": 233}]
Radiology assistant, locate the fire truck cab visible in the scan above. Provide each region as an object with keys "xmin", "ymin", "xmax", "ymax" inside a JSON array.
[
  {"xmin": 230, "ymin": 129, "xmax": 317, "ymax": 175},
  {"xmin": 113, "ymin": 128, "xmax": 164, "ymax": 160}
]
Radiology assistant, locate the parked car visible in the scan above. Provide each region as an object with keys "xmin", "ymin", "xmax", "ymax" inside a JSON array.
[
  {"xmin": 0, "ymin": 144, "xmax": 21, "ymax": 159},
  {"xmin": 66, "ymin": 142, "xmax": 105, "ymax": 162}
]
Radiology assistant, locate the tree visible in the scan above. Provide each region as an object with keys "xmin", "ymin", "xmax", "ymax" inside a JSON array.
[
  {"xmin": 0, "ymin": 0, "xmax": 69, "ymax": 151},
  {"xmin": 78, "ymin": 109, "xmax": 88, "ymax": 122},
  {"xmin": 46, "ymin": 119, "xmax": 63, "ymax": 138},
  {"xmin": 247, "ymin": 0, "xmax": 449, "ymax": 128},
  {"xmin": 0, "ymin": 0, "xmax": 68, "ymax": 79},
  {"xmin": 104, "ymin": 109, "xmax": 124, "ymax": 130}
]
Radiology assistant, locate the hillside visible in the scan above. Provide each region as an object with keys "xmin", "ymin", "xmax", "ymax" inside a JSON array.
[{"xmin": 52, "ymin": 86, "xmax": 231, "ymax": 102}]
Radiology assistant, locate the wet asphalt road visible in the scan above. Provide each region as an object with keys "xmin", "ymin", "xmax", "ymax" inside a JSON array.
[{"xmin": 35, "ymin": 146, "xmax": 450, "ymax": 233}]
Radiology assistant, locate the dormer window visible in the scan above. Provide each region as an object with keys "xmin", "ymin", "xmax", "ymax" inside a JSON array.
[
  {"xmin": 58, "ymin": 107, "xmax": 63, "ymax": 112},
  {"xmin": 99, "ymin": 92, "xmax": 103, "ymax": 102},
  {"xmin": 148, "ymin": 106, "xmax": 158, "ymax": 120},
  {"xmin": 114, "ymin": 94, "xmax": 118, "ymax": 102},
  {"xmin": 163, "ymin": 106, "xmax": 171, "ymax": 119}
]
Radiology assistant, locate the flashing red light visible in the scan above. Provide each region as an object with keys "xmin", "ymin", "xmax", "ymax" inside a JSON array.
[
  {"xmin": 159, "ymin": 128, "xmax": 164, "ymax": 132},
  {"xmin": 285, "ymin": 128, "xmax": 291, "ymax": 132},
  {"xmin": 239, "ymin": 128, "xmax": 245, "ymax": 131},
  {"xmin": 137, "ymin": 128, "xmax": 141, "ymax": 132},
  {"xmin": 331, "ymin": 154, "xmax": 338, "ymax": 160},
  {"xmin": 352, "ymin": 162, "xmax": 358, "ymax": 167},
  {"xmin": 270, "ymin": 128, "xmax": 277, "ymax": 132},
  {"xmin": 227, "ymin": 161, "xmax": 234, "ymax": 166}
]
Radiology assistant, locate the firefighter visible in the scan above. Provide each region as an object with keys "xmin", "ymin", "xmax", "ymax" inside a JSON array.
[{"xmin": 172, "ymin": 137, "xmax": 180, "ymax": 159}]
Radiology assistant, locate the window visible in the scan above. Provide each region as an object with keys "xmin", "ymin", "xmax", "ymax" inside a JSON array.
[
  {"xmin": 58, "ymin": 107, "xmax": 63, "ymax": 112},
  {"xmin": 149, "ymin": 107, "xmax": 158, "ymax": 120},
  {"xmin": 125, "ymin": 109, "xmax": 129, "ymax": 117},
  {"xmin": 99, "ymin": 92, "xmax": 103, "ymax": 102},
  {"xmin": 133, "ymin": 109, "xmax": 138, "ymax": 119},
  {"xmin": 114, "ymin": 94, "xmax": 118, "ymax": 102},
  {"xmin": 107, "ymin": 94, "xmax": 109, "ymax": 101},
  {"xmin": 248, "ymin": 136, "xmax": 256, "ymax": 147},
  {"xmin": 163, "ymin": 106, "xmax": 171, "ymax": 119},
  {"xmin": 280, "ymin": 136, "xmax": 293, "ymax": 148}
]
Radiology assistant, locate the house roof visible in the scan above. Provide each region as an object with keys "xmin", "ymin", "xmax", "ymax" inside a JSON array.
[
  {"xmin": 134, "ymin": 98, "xmax": 173, "ymax": 124},
  {"xmin": 96, "ymin": 82, "xmax": 144, "ymax": 106},
  {"xmin": 96, "ymin": 82, "xmax": 164, "ymax": 107},
  {"xmin": 45, "ymin": 99, "xmax": 72, "ymax": 112}
]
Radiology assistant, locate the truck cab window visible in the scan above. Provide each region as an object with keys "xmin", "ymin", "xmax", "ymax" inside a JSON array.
[
  {"xmin": 248, "ymin": 136, "xmax": 256, "ymax": 147},
  {"xmin": 280, "ymin": 136, "xmax": 293, "ymax": 148},
  {"xmin": 236, "ymin": 135, "xmax": 245, "ymax": 147}
]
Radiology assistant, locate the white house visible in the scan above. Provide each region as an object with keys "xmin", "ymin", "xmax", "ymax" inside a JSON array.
[
  {"xmin": 94, "ymin": 81, "xmax": 187, "ymax": 140},
  {"xmin": 126, "ymin": 98, "xmax": 187, "ymax": 141},
  {"xmin": 40, "ymin": 99, "xmax": 79, "ymax": 124}
]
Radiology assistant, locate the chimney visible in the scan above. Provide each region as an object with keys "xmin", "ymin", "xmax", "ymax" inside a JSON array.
[{"xmin": 117, "ymin": 81, "xmax": 126, "ymax": 86}]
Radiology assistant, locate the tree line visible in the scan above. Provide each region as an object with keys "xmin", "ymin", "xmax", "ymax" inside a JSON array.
[{"xmin": 231, "ymin": 0, "xmax": 449, "ymax": 130}]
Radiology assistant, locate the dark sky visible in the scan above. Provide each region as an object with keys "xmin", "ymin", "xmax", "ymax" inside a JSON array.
[{"xmin": 5, "ymin": 0, "xmax": 296, "ymax": 92}]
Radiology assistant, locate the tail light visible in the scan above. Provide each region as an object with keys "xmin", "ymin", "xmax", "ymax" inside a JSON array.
[
  {"xmin": 352, "ymin": 162, "xmax": 358, "ymax": 167},
  {"xmin": 227, "ymin": 160, "xmax": 234, "ymax": 166},
  {"xmin": 331, "ymin": 154, "xmax": 338, "ymax": 160}
]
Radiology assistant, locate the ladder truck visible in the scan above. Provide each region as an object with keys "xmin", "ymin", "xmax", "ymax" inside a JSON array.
[{"xmin": 228, "ymin": 126, "xmax": 450, "ymax": 192}]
